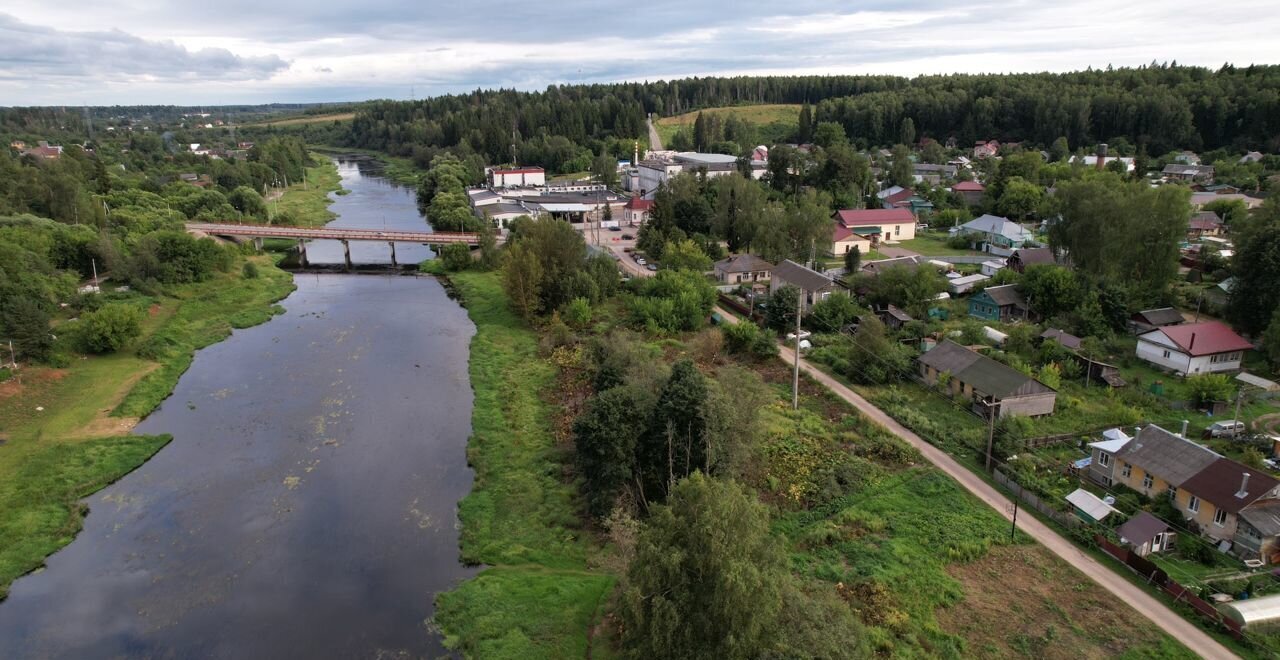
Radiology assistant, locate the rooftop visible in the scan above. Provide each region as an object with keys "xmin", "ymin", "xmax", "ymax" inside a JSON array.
[
  {"xmin": 1147, "ymin": 321, "xmax": 1253, "ymax": 357},
  {"xmin": 1133, "ymin": 307, "xmax": 1185, "ymax": 327},
  {"xmin": 1065, "ymin": 488, "xmax": 1119, "ymax": 520},
  {"xmin": 1041, "ymin": 327, "xmax": 1082, "ymax": 350},
  {"xmin": 918, "ymin": 340, "xmax": 1054, "ymax": 399},
  {"xmin": 833, "ymin": 208, "xmax": 915, "ymax": 227},
  {"xmin": 1116, "ymin": 424, "xmax": 1219, "ymax": 488},
  {"xmin": 1180, "ymin": 458, "xmax": 1280, "ymax": 514},
  {"xmin": 1117, "ymin": 511, "xmax": 1173, "ymax": 544},
  {"xmin": 978, "ymin": 284, "xmax": 1026, "ymax": 308},
  {"xmin": 772, "ymin": 259, "xmax": 834, "ymax": 292},
  {"xmin": 960, "ymin": 214, "xmax": 1031, "ymax": 241},
  {"xmin": 952, "ymin": 180, "xmax": 985, "ymax": 191},
  {"xmin": 715, "ymin": 254, "xmax": 774, "ymax": 274}
]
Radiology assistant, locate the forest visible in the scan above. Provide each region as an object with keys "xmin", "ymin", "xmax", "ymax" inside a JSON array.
[{"xmin": 326, "ymin": 64, "xmax": 1280, "ymax": 171}]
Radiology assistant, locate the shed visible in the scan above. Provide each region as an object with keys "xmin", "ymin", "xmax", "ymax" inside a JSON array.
[
  {"xmin": 1065, "ymin": 488, "xmax": 1118, "ymax": 523},
  {"xmin": 1117, "ymin": 511, "xmax": 1175, "ymax": 556},
  {"xmin": 948, "ymin": 274, "xmax": 989, "ymax": 295},
  {"xmin": 1040, "ymin": 328, "xmax": 1083, "ymax": 351}
]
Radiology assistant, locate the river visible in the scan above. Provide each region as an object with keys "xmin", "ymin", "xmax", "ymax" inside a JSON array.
[{"xmin": 0, "ymin": 157, "xmax": 478, "ymax": 658}]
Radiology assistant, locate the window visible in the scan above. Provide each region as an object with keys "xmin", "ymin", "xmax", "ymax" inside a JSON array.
[
  {"xmin": 1167, "ymin": 485, "xmax": 1177, "ymax": 500},
  {"xmin": 1099, "ymin": 453, "xmax": 1111, "ymax": 467},
  {"xmin": 1122, "ymin": 463, "xmax": 1132, "ymax": 478},
  {"xmin": 1214, "ymin": 509, "xmax": 1227, "ymax": 526},
  {"xmin": 1143, "ymin": 474, "xmax": 1154, "ymax": 490},
  {"xmin": 1162, "ymin": 350, "xmax": 1172, "ymax": 359},
  {"xmin": 1188, "ymin": 495, "xmax": 1200, "ymax": 513}
]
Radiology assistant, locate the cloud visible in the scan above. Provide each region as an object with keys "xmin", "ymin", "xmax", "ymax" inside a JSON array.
[{"xmin": 0, "ymin": 13, "xmax": 288, "ymax": 83}]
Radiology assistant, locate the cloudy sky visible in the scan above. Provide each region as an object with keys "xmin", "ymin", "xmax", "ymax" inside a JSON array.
[{"xmin": 3, "ymin": 0, "xmax": 1278, "ymax": 106}]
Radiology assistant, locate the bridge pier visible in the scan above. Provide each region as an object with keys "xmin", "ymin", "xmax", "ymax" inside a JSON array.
[
  {"xmin": 388, "ymin": 242, "xmax": 397, "ymax": 267},
  {"xmin": 297, "ymin": 239, "xmax": 308, "ymax": 268},
  {"xmin": 253, "ymin": 237, "xmax": 264, "ymax": 252},
  {"xmin": 342, "ymin": 240, "xmax": 352, "ymax": 271}
]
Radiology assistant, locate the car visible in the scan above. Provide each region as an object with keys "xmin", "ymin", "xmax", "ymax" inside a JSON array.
[
  {"xmin": 608, "ymin": 226, "xmax": 621, "ymax": 232},
  {"xmin": 785, "ymin": 330, "xmax": 813, "ymax": 341},
  {"xmin": 1206, "ymin": 420, "xmax": 1247, "ymax": 438},
  {"xmin": 621, "ymin": 234, "xmax": 634, "ymax": 240},
  {"xmin": 646, "ymin": 263, "xmax": 658, "ymax": 271},
  {"xmin": 636, "ymin": 257, "xmax": 647, "ymax": 265}
]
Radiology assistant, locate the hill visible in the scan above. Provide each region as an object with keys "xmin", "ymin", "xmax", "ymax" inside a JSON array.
[{"xmin": 655, "ymin": 104, "xmax": 800, "ymax": 147}]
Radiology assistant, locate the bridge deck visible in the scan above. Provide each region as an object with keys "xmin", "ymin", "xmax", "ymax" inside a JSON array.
[{"xmin": 187, "ymin": 222, "xmax": 480, "ymax": 244}]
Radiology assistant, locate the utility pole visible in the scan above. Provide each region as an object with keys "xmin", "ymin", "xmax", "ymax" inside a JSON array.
[
  {"xmin": 984, "ymin": 399, "xmax": 997, "ymax": 471},
  {"xmin": 91, "ymin": 258, "xmax": 99, "ymax": 293},
  {"xmin": 792, "ymin": 285, "xmax": 804, "ymax": 411},
  {"xmin": 1233, "ymin": 388, "xmax": 1246, "ymax": 438}
]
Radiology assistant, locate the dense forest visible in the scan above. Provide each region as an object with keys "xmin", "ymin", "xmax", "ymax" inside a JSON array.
[{"xmin": 328, "ymin": 64, "xmax": 1280, "ymax": 169}]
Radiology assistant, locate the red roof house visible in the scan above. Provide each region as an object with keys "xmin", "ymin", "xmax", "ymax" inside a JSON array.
[
  {"xmin": 829, "ymin": 208, "xmax": 917, "ymax": 256},
  {"xmin": 1136, "ymin": 320, "xmax": 1253, "ymax": 375}
]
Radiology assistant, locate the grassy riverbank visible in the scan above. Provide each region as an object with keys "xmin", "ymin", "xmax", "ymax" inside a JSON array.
[
  {"xmin": 0, "ymin": 256, "xmax": 295, "ymax": 600},
  {"xmin": 434, "ymin": 271, "xmax": 615, "ymax": 659},
  {"xmin": 311, "ymin": 146, "xmax": 422, "ymax": 186},
  {"xmin": 271, "ymin": 154, "xmax": 345, "ymax": 227}
]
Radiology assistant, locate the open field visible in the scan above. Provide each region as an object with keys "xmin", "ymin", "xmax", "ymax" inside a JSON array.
[
  {"xmin": 0, "ymin": 256, "xmax": 295, "ymax": 600},
  {"xmin": 244, "ymin": 112, "xmax": 355, "ymax": 127},
  {"xmin": 654, "ymin": 104, "xmax": 799, "ymax": 145},
  {"xmin": 892, "ymin": 231, "xmax": 988, "ymax": 257},
  {"xmin": 270, "ymin": 155, "xmax": 345, "ymax": 227}
]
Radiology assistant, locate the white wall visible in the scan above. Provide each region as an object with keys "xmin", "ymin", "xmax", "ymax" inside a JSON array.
[{"xmin": 1136, "ymin": 337, "xmax": 1193, "ymax": 373}]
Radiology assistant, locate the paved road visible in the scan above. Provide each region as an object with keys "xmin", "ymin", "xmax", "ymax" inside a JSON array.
[
  {"xmin": 647, "ymin": 115, "xmax": 663, "ymax": 151},
  {"xmin": 712, "ymin": 308, "xmax": 1236, "ymax": 660}
]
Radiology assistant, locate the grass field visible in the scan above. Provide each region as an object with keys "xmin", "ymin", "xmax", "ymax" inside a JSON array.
[
  {"xmin": 271, "ymin": 155, "xmax": 344, "ymax": 227},
  {"xmin": 0, "ymin": 256, "xmax": 295, "ymax": 600},
  {"xmin": 434, "ymin": 271, "xmax": 615, "ymax": 659},
  {"xmin": 893, "ymin": 231, "xmax": 988, "ymax": 257},
  {"xmin": 245, "ymin": 112, "xmax": 355, "ymax": 127},
  {"xmin": 654, "ymin": 104, "xmax": 800, "ymax": 146}
]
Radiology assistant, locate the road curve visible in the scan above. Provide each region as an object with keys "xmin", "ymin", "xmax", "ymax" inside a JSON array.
[{"xmin": 712, "ymin": 308, "xmax": 1237, "ymax": 660}]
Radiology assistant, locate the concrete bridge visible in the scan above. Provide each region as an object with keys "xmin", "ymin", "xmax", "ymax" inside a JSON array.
[{"xmin": 186, "ymin": 222, "xmax": 483, "ymax": 269}]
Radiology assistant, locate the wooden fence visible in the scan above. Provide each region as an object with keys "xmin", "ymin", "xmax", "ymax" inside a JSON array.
[
  {"xmin": 1094, "ymin": 534, "xmax": 1244, "ymax": 639},
  {"xmin": 993, "ymin": 469, "xmax": 1081, "ymax": 529}
]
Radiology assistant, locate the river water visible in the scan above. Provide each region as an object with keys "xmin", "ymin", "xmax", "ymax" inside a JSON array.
[{"xmin": 0, "ymin": 157, "xmax": 477, "ymax": 658}]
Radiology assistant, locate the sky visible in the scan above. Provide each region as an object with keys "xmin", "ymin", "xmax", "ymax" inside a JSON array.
[{"xmin": 2, "ymin": 0, "xmax": 1279, "ymax": 106}]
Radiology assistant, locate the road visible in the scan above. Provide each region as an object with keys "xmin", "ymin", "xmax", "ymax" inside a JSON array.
[
  {"xmin": 647, "ymin": 115, "xmax": 663, "ymax": 151},
  {"xmin": 712, "ymin": 307, "xmax": 1237, "ymax": 660}
]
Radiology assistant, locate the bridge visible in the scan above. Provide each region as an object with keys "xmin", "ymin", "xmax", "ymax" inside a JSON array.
[{"xmin": 186, "ymin": 222, "xmax": 482, "ymax": 268}]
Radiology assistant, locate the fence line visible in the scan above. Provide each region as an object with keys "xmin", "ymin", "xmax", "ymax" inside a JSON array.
[{"xmin": 993, "ymin": 469, "xmax": 1081, "ymax": 529}]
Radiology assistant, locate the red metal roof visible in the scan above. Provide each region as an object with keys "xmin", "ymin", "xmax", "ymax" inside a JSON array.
[
  {"xmin": 833, "ymin": 208, "xmax": 914, "ymax": 227},
  {"xmin": 1155, "ymin": 321, "xmax": 1253, "ymax": 356},
  {"xmin": 952, "ymin": 181, "xmax": 985, "ymax": 191},
  {"xmin": 625, "ymin": 198, "xmax": 653, "ymax": 210}
]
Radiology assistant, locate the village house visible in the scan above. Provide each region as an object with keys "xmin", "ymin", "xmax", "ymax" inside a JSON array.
[
  {"xmin": 1074, "ymin": 154, "xmax": 1136, "ymax": 172},
  {"xmin": 480, "ymin": 202, "xmax": 531, "ymax": 228},
  {"xmin": 1188, "ymin": 211, "xmax": 1224, "ymax": 239},
  {"xmin": 829, "ymin": 208, "xmax": 917, "ymax": 256},
  {"xmin": 1240, "ymin": 151, "xmax": 1264, "ymax": 164},
  {"xmin": 973, "ymin": 140, "xmax": 1000, "ymax": 159},
  {"xmin": 947, "ymin": 273, "xmax": 988, "ymax": 296},
  {"xmin": 1100, "ymin": 424, "xmax": 1280, "ymax": 562},
  {"xmin": 1006, "ymin": 247, "xmax": 1056, "ymax": 273},
  {"xmin": 1040, "ymin": 328, "xmax": 1082, "ymax": 351},
  {"xmin": 1135, "ymin": 320, "xmax": 1252, "ymax": 375},
  {"xmin": 1162, "ymin": 163, "xmax": 1215, "ymax": 183},
  {"xmin": 1174, "ymin": 151, "xmax": 1201, "ymax": 165},
  {"xmin": 913, "ymin": 163, "xmax": 957, "ymax": 183},
  {"xmin": 952, "ymin": 214, "xmax": 1033, "ymax": 254},
  {"xmin": 917, "ymin": 340, "xmax": 1057, "ymax": 417},
  {"xmin": 714, "ymin": 254, "xmax": 774, "ymax": 285},
  {"xmin": 876, "ymin": 304, "xmax": 913, "ymax": 330},
  {"xmin": 968, "ymin": 284, "xmax": 1032, "ymax": 323},
  {"xmin": 21, "ymin": 140, "xmax": 63, "ymax": 160},
  {"xmin": 1190, "ymin": 191, "xmax": 1264, "ymax": 210},
  {"xmin": 859, "ymin": 255, "xmax": 943, "ymax": 277},
  {"xmin": 1129, "ymin": 307, "xmax": 1186, "ymax": 334},
  {"xmin": 770, "ymin": 260, "xmax": 840, "ymax": 312},
  {"xmin": 951, "ymin": 180, "xmax": 985, "ymax": 206},
  {"xmin": 1086, "ymin": 428, "xmax": 1133, "ymax": 487},
  {"xmin": 623, "ymin": 197, "xmax": 652, "ymax": 226}
]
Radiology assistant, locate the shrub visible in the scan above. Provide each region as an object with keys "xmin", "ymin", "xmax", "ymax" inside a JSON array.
[
  {"xmin": 438, "ymin": 243, "xmax": 473, "ymax": 272},
  {"xmin": 241, "ymin": 261, "xmax": 260, "ymax": 279},
  {"xmin": 78, "ymin": 303, "xmax": 143, "ymax": 353},
  {"xmin": 563, "ymin": 297, "xmax": 592, "ymax": 329},
  {"xmin": 1186, "ymin": 373, "xmax": 1234, "ymax": 407},
  {"xmin": 723, "ymin": 321, "xmax": 761, "ymax": 354}
]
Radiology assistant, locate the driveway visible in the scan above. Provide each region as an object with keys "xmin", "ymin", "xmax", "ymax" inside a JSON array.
[{"xmin": 712, "ymin": 307, "xmax": 1237, "ymax": 660}]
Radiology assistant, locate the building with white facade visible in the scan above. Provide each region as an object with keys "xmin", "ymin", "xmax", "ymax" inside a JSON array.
[{"xmin": 1136, "ymin": 321, "xmax": 1252, "ymax": 376}]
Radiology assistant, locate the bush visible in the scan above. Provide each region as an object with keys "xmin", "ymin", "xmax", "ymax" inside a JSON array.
[
  {"xmin": 438, "ymin": 243, "xmax": 473, "ymax": 272},
  {"xmin": 723, "ymin": 321, "xmax": 761, "ymax": 354},
  {"xmin": 1186, "ymin": 373, "xmax": 1234, "ymax": 407},
  {"xmin": 563, "ymin": 297, "xmax": 592, "ymax": 329},
  {"xmin": 78, "ymin": 303, "xmax": 143, "ymax": 353},
  {"xmin": 241, "ymin": 261, "xmax": 259, "ymax": 279}
]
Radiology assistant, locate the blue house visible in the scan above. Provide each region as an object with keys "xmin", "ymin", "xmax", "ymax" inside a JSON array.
[{"xmin": 968, "ymin": 284, "xmax": 1032, "ymax": 323}]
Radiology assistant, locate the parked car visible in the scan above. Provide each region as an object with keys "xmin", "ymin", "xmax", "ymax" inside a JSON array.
[
  {"xmin": 785, "ymin": 330, "xmax": 813, "ymax": 341},
  {"xmin": 1206, "ymin": 420, "xmax": 1247, "ymax": 438},
  {"xmin": 621, "ymin": 234, "xmax": 634, "ymax": 240},
  {"xmin": 646, "ymin": 263, "xmax": 658, "ymax": 271},
  {"xmin": 636, "ymin": 257, "xmax": 647, "ymax": 265},
  {"xmin": 608, "ymin": 226, "xmax": 621, "ymax": 232}
]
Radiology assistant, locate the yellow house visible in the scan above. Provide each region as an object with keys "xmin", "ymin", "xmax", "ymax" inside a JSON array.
[{"xmin": 1106, "ymin": 425, "xmax": 1280, "ymax": 562}]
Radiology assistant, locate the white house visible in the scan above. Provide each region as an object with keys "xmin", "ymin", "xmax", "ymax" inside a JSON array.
[
  {"xmin": 1136, "ymin": 320, "xmax": 1253, "ymax": 376},
  {"xmin": 980, "ymin": 260, "xmax": 1005, "ymax": 277},
  {"xmin": 830, "ymin": 208, "xmax": 917, "ymax": 256},
  {"xmin": 623, "ymin": 197, "xmax": 653, "ymax": 226}
]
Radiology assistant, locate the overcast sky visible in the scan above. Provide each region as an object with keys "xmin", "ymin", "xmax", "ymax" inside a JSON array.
[{"xmin": 3, "ymin": 1, "xmax": 1278, "ymax": 106}]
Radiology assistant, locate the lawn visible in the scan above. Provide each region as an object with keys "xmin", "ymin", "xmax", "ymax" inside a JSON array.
[
  {"xmin": 434, "ymin": 271, "xmax": 615, "ymax": 659},
  {"xmin": 270, "ymin": 155, "xmax": 344, "ymax": 227},
  {"xmin": 893, "ymin": 231, "xmax": 988, "ymax": 257},
  {"xmin": 654, "ymin": 103, "xmax": 800, "ymax": 146},
  {"xmin": 0, "ymin": 255, "xmax": 295, "ymax": 600}
]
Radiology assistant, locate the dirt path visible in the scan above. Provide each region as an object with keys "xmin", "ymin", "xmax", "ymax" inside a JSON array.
[
  {"xmin": 712, "ymin": 307, "xmax": 1237, "ymax": 659},
  {"xmin": 647, "ymin": 116, "xmax": 663, "ymax": 151}
]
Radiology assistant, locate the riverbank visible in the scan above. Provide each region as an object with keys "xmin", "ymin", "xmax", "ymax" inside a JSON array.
[
  {"xmin": 311, "ymin": 146, "xmax": 421, "ymax": 186},
  {"xmin": 271, "ymin": 153, "xmax": 345, "ymax": 227},
  {"xmin": 0, "ymin": 256, "xmax": 295, "ymax": 599},
  {"xmin": 434, "ymin": 270, "xmax": 615, "ymax": 658}
]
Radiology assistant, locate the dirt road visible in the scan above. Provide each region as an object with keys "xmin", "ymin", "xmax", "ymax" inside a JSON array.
[
  {"xmin": 712, "ymin": 308, "xmax": 1236, "ymax": 659},
  {"xmin": 647, "ymin": 115, "xmax": 663, "ymax": 151}
]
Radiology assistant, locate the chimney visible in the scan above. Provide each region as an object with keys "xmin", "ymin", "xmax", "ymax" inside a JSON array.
[
  {"xmin": 1096, "ymin": 143, "xmax": 1108, "ymax": 171},
  {"xmin": 1180, "ymin": 420, "xmax": 1189, "ymax": 438},
  {"xmin": 1237, "ymin": 473, "xmax": 1251, "ymax": 499}
]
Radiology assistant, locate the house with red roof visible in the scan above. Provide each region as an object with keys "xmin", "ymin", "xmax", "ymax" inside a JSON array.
[
  {"xmin": 951, "ymin": 180, "xmax": 985, "ymax": 206},
  {"xmin": 489, "ymin": 166, "xmax": 545, "ymax": 188},
  {"xmin": 623, "ymin": 197, "xmax": 653, "ymax": 226},
  {"xmin": 829, "ymin": 208, "xmax": 916, "ymax": 256},
  {"xmin": 1136, "ymin": 320, "xmax": 1253, "ymax": 376}
]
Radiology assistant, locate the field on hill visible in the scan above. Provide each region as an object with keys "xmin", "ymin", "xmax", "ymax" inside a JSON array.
[
  {"xmin": 246, "ymin": 112, "xmax": 356, "ymax": 127},
  {"xmin": 655, "ymin": 104, "xmax": 800, "ymax": 146}
]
